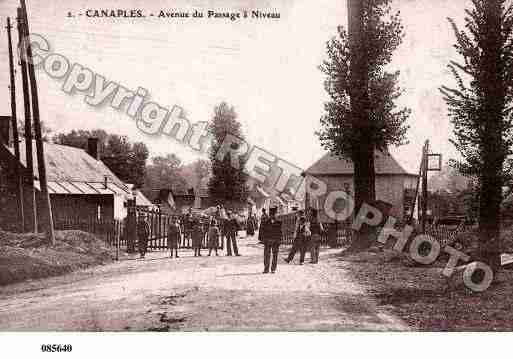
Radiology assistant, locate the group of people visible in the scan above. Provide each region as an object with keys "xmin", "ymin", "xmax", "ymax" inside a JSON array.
[
  {"xmin": 135, "ymin": 206, "xmax": 243, "ymax": 259},
  {"xmin": 135, "ymin": 205, "xmax": 325, "ymax": 274},
  {"xmin": 259, "ymin": 207, "xmax": 325, "ymax": 274},
  {"xmin": 284, "ymin": 208, "xmax": 324, "ymax": 265}
]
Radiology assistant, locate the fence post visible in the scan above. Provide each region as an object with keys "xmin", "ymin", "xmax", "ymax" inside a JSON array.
[
  {"xmin": 158, "ymin": 209, "xmax": 162, "ymax": 249},
  {"xmin": 116, "ymin": 220, "xmax": 120, "ymax": 261},
  {"xmin": 329, "ymin": 221, "xmax": 338, "ymax": 248},
  {"xmin": 126, "ymin": 199, "xmax": 137, "ymax": 253}
]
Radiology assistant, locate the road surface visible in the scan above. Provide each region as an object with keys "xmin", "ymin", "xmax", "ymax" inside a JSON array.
[{"xmin": 0, "ymin": 235, "xmax": 408, "ymax": 331}]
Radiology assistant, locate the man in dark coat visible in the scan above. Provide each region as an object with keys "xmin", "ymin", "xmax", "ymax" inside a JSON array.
[
  {"xmin": 258, "ymin": 208, "xmax": 269, "ymax": 243},
  {"xmin": 225, "ymin": 211, "xmax": 240, "ymax": 256},
  {"xmin": 137, "ymin": 214, "xmax": 150, "ymax": 259},
  {"xmin": 167, "ymin": 217, "xmax": 182, "ymax": 258},
  {"xmin": 192, "ymin": 218, "xmax": 203, "ymax": 257},
  {"xmin": 284, "ymin": 210, "xmax": 307, "ymax": 264},
  {"xmin": 262, "ymin": 207, "xmax": 282, "ymax": 273}
]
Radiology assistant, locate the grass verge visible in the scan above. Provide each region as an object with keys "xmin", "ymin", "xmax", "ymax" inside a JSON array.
[
  {"xmin": 340, "ymin": 249, "xmax": 513, "ymax": 330},
  {"xmin": 0, "ymin": 230, "xmax": 116, "ymax": 286}
]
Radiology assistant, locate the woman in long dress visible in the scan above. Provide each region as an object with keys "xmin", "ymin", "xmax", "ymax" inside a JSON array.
[{"xmin": 247, "ymin": 213, "xmax": 255, "ymax": 236}]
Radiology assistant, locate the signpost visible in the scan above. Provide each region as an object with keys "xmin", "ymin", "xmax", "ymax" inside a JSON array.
[
  {"xmin": 408, "ymin": 140, "xmax": 442, "ymax": 232},
  {"xmin": 420, "ymin": 141, "xmax": 442, "ymax": 233}
]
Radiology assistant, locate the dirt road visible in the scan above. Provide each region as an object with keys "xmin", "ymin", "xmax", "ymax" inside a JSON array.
[{"xmin": 0, "ymin": 235, "xmax": 409, "ymax": 331}]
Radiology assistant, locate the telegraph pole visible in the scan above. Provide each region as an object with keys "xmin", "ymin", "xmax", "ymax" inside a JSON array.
[
  {"xmin": 6, "ymin": 16, "xmax": 25, "ymax": 232},
  {"xmin": 421, "ymin": 140, "xmax": 429, "ymax": 233},
  {"xmin": 17, "ymin": 7, "xmax": 36, "ymax": 233},
  {"xmin": 19, "ymin": 0, "xmax": 55, "ymax": 243}
]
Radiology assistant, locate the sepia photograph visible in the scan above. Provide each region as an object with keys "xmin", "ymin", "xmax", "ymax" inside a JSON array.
[{"xmin": 1, "ymin": 0, "xmax": 513, "ymax": 356}]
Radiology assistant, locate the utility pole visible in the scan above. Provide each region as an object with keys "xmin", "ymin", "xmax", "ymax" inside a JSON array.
[
  {"xmin": 19, "ymin": 0, "xmax": 55, "ymax": 243},
  {"xmin": 17, "ymin": 7, "xmax": 36, "ymax": 233},
  {"xmin": 421, "ymin": 140, "xmax": 429, "ymax": 233},
  {"xmin": 6, "ymin": 16, "xmax": 25, "ymax": 232}
]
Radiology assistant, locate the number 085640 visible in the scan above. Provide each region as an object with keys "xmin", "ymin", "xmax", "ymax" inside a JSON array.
[{"xmin": 41, "ymin": 344, "xmax": 72, "ymax": 353}]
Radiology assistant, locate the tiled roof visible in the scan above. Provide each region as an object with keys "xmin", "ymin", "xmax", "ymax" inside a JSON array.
[{"xmin": 305, "ymin": 150, "xmax": 415, "ymax": 176}]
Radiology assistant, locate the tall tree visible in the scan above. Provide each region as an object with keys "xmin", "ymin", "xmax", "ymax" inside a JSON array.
[
  {"xmin": 208, "ymin": 102, "xmax": 248, "ymax": 204},
  {"xmin": 142, "ymin": 154, "xmax": 188, "ymax": 197},
  {"xmin": 440, "ymin": 0, "xmax": 513, "ymax": 268},
  {"xmin": 53, "ymin": 129, "xmax": 149, "ymax": 188},
  {"xmin": 317, "ymin": 0, "xmax": 410, "ymax": 247}
]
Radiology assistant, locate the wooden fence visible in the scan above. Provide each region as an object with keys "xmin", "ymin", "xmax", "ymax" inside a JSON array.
[
  {"xmin": 53, "ymin": 216, "xmax": 123, "ymax": 246},
  {"xmin": 135, "ymin": 207, "xmax": 223, "ymax": 251},
  {"xmin": 425, "ymin": 223, "xmax": 475, "ymax": 247},
  {"xmin": 277, "ymin": 213, "xmax": 354, "ymax": 248},
  {"xmin": 53, "ymin": 209, "xmax": 355, "ymax": 252}
]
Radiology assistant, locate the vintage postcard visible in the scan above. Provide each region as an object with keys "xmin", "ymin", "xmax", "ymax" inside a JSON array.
[{"xmin": 1, "ymin": 0, "xmax": 513, "ymax": 356}]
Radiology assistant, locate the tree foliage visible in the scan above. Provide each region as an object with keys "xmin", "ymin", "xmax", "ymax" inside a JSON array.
[
  {"xmin": 142, "ymin": 154, "xmax": 188, "ymax": 197},
  {"xmin": 441, "ymin": 0, "xmax": 513, "ymax": 181},
  {"xmin": 440, "ymin": 0, "xmax": 513, "ymax": 266},
  {"xmin": 208, "ymin": 102, "xmax": 248, "ymax": 204},
  {"xmin": 180, "ymin": 159, "xmax": 212, "ymax": 192},
  {"xmin": 53, "ymin": 129, "xmax": 149, "ymax": 188},
  {"xmin": 317, "ymin": 0, "xmax": 410, "ymax": 160}
]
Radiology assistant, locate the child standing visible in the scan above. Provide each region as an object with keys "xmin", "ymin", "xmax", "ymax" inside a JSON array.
[{"xmin": 208, "ymin": 219, "xmax": 220, "ymax": 256}]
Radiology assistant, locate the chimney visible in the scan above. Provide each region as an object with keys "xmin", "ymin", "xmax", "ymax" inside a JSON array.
[
  {"xmin": 0, "ymin": 116, "xmax": 11, "ymax": 146},
  {"xmin": 87, "ymin": 137, "xmax": 99, "ymax": 160}
]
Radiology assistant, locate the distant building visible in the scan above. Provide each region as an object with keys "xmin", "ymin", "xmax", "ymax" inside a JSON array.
[
  {"xmin": 246, "ymin": 165, "xmax": 304, "ymax": 216},
  {"xmin": 304, "ymin": 150, "xmax": 418, "ymax": 222},
  {"xmin": 149, "ymin": 185, "xmax": 215, "ymax": 215},
  {"xmin": 0, "ymin": 135, "xmax": 139, "ymax": 231}
]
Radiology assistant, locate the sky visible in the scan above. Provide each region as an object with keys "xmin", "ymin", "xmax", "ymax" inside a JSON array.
[{"xmin": 0, "ymin": 0, "xmax": 473, "ymax": 173}]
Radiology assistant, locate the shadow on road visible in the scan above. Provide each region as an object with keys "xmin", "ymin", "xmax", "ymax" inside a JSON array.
[{"xmin": 218, "ymin": 272, "xmax": 264, "ymax": 277}]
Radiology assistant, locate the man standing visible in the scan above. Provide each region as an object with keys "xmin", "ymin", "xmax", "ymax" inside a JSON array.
[
  {"xmin": 309, "ymin": 209, "xmax": 324, "ymax": 264},
  {"xmin": 192, "ymin": 218, "xmax": 203, "ymax": 257},
  {"xmin": 262, "ymin": 207, "xmax": 282, "ymax": 273},
  {"xmin": 258, "ymin": 208, "xmax": 269, "ymax": 243},
  {"xmin": 137, "ymin": 214, "xmax": 150, "ymax": 259},
  {"xmin": 167, "ymin": 217, "xmax": 182, "ymax": 258},
  {"xmin": 216, "ymin": 204, "xmax": 227, "ymax": 250},
  {"xmin": 183, "ymin": 210, "xmax": 193, "ymax": 247},
  {"xmin": 225, "ymin": 211, "xmax": 240, "ymax": 256},
  {"xmin": 285, "ymin": 210, "xmax": 305, "ymax": 264}
]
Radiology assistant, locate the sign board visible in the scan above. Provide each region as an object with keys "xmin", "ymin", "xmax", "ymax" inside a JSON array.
[
  {"xmin": 428, "ymin": 154, "xmax": 442, "ymax": 171},
  {"xmin": 501, "ymin": 253, "xmax": 513, "ymax": 266}
]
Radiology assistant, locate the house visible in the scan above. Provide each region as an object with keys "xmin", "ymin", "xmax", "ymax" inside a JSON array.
[
  {"xmin": 304, "ymin": 150, "xmax": 418, "ymax": 222},
  {"xmin": 126, "ymin": 184, "xmax": 155, "ymax": 210},
  {"xmin": 149, "ymin": 185, "xmax": 215, "ymax": 215},
  {"xmin": 248, "ymin": 186, "xmax": 302, "ymax": 215},
  {"xmin": 246, "ymin": 163, "xmax": 304, "ymax": 216},
  {"xmin": 0, "ymin": 135, "xmax": 133, "ymax": 231}
]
